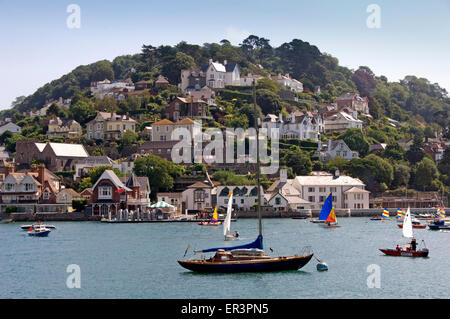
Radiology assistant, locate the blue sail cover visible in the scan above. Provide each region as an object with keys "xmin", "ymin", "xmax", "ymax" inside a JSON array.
[
  {"xmin": 197, "ymin": 235, "xmax": 263, "ymax": 253},
  {"xmin": 318, "ymin": 193, "xmax": 333, "ymax": 220}
]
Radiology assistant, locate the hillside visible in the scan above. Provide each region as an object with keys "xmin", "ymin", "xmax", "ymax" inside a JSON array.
[{"xmin": 5, "ymin": 36, "xmax": 450, "ymax": 129}]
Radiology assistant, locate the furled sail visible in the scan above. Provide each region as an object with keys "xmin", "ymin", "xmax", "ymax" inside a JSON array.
[{"xmin": 195, "ymin": 235, "xmax": 263, "ymax": 253}]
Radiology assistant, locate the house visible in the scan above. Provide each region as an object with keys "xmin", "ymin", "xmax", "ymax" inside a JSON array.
[
  {"xmin": 315, "ymin": 139, "xmax": 359, "ymax": 162},
  {"xmin": 270, "ymin": 74, "xmax": 303, "ymax": 92},
  {"xmin": 0, "ymin": 164, "xmax": 61, "ymax": 206},
  {"xmin": 86, "ymin": 112, "xmax": 136, "ymax": 141},
  {"xmin": 80, "ymin": 188, "xmax": 93, "ymax": 204},
  {"xmin": 154, "ymin": 75, "xmax": 170, "ymax": 88},
  {"xmin": 369, "ymin": 143, "xmax": 388, "ymax": 153},
  {"xmin": 263, "ymin": 111, "xmax": 322, "ymax": 141},
  {"xmin": 0, "ymin": 147, "xmax": 10, "ymax": 161},
  {"xmin": 335, "ymin": 93, "xmax": 369, "ymax": 115},
  {"xmin": 0, "ymin": 122, "xmax": 21, "ymax": 135},
  {"xmin": 216, "ymin": 185, "xmax": 265, "ymax": 210},
  {"xmin": 73, "ymin": 156, "xmax": 117, "ymax": 180},
  {"xmin": 292, "ymin": 171, "xmax": 370, "ymax": 210},
  {"xmin": 138, "ymin": 140, "xmax": 180, "ymax": 161},
  {"xmin": 90, "ymin": 170, "xmax": 150, "ymax": 217},
  {"xmin": 39, "ymin": 142, "xmax": 89, "ymax": 171},
  {"xmin": 239, "ymin": 73, "xmax": 265, "ymax": 86},
  {"xmin": 164, "ymin": 97, "xmax": 208, "ymax": 121},
  {"xmin": 323, "ymin": 111, "xmax": 363, "ymax": 133},
  {"xmin": 265, "ymin": 169, "xmax": 313, "ymax": 211},
  {"xmin": 90, "ymin": 78, "xmax": 134, "ymax": 96},
  {"xmin": 424, "ymin": 143, "xmax": 446, "ymax": 163},
  {"xmin": 185, "ymin": 86, "xmax": 217, "ymax": 106},
  {"xmin": 157, "ymin": 192, "xmax": 182, "ymax": 212},
  {"xmin": 182, "ymin": 181, "xmax": 213, "ymax": 212},
  {"xmin": 180, "ymin": 59, "xmax": 240, "ymax": 91},
  {"xmin": 56, "ymin": 188, "xmax": 82, "ymax": 205},
  {"xmin": 47, "ymin": 117, "xmax": 82, "ymax": 139},
  {"xmin": 15, "ymin": 140, "xmax": 89, "ymax": 171}
]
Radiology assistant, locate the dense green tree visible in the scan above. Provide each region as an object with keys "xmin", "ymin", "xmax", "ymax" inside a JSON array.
[
  {"xmin": 339, "ymin": 128, "xmax": 370, "ymax": 156},
  {"xmin": 282, "ymin": 148, "xmax": 312, "ymax": 176},
  {"xmin": 256, "ymin": 89, "xmax": 282, "ymax": 115},
  {"xmin": 413, "ymin": 158, "xmax": 439, "ymax": 190}
]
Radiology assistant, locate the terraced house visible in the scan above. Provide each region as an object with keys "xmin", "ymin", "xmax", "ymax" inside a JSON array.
[
  {"xmin": 47, "ymin": 116, "xmax": 82, "ymax": 139},
  {"xmin": 86, "ymin": 112, "xmax": 136, "ymax": 140}
]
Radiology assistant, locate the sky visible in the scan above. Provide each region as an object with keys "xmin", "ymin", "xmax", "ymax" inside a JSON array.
[{"xmin": 0, "ymin": 0, "xmax": 449, "ymax": 109}]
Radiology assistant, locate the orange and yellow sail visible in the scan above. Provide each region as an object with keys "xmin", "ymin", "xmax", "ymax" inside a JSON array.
[{"xmin": 326, "ymin": 208, "xmax": 336, "ymax": 223}]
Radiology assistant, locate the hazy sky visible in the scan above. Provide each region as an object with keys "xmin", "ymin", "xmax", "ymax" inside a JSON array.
[{"xmin": 0, "ymin": 0, "xmax": 449, "ymax": 109}]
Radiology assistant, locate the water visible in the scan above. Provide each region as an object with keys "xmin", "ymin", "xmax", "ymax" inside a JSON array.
[{"xmin": 1, "ymin": 218, "xmax": 449, "ymax": 299}]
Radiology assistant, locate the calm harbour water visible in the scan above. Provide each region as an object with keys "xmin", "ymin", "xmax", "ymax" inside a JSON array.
[{"xmin": 1, "ymin": 217, "xmax": 449, "ymax": 299}]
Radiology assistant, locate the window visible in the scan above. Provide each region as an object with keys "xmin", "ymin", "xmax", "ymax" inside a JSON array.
[
  {"xmin": 319, "ymin": 196, "xmax": 326, "ymax": 202},
  {"xmin": 330, "ymin": 187, "xmax": 337, "ymax": 192},
  {"xmin": 275, "ymin": 197, "xmax": 281, "ymax": 205},
  {"xmin": 25, "ymin": 183, "xmax": 34, "ymax": 191},
  {"xmin": 308, "ymin": 187, "xmax": 315, "ymax": 192},
  {"xmin": 308, "ymin": 196, "xmax": 315, "ymax": 202},
  {"xmin": 319, "ymin": 187, "xmax": 326, "ymax": 192},
  {"xmin": 99, "ymin": 186, "xmax": 112, "ymax": 199},
  {"xmin": 332, "ymin": 196, "xmax": 336, "ymax": 202},
  {"xmin": 194, "ymin": 190, "xmax": 205, "ymax": 202}
]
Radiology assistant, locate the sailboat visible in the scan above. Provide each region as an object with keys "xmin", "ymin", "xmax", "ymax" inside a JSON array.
[
  {"xmin": 379, "ymin": 207, "xmax": 429, "ymax": 257},
  {"xmin": 198, "ymin": 206, "xmax": 222, "ymax": 226},
  {"xmin": 224, "ymin": 191, "xmax": 238, "ymax": 241},
  {"xmin": 177, "ymin": 80, "xmax": 314, "ymax": 273},
  {"xmin": 310, "ymin": 193, "xmax": 333, "ymax": 223},
  {"xmin": 320, "ymin": 207, "xmax": 340, "ymax": 228},
  {"xmin": 370, "ymin": 208, "xmax": 390, "ymax": 221}
]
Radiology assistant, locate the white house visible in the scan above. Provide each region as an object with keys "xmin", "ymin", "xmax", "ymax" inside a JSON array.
[
  {"xmin": 292, "ymin": 171, "xmax": 370, "ymax": 210},
  {"xmin": 323, "ymin": 111, "xmax": 363, "ymax": 133},
  {"xmin": 271, "ymin": 74, "xmax": 303, "ymax": 92},
  {"xmin": 262, "ymin": 111, "xmax": 323, "ymax": 141},
  {"xmin": 0, "ymin": 122, "xmax": 21, "ymax": 135},
  {"xmin": 315, "ymin": 139, "xmax": 359, "ymax": 162},
  {"xmin": 216, "ymin": 185, "xmax": 265, "ymax": 210},
  {"xmin": 181, "ymin": 181, "xmax": 213, "ymax": 211}
]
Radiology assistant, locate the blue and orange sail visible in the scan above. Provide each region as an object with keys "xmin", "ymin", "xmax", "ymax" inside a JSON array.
[{"xmin": 319, "ymin": 193, "xmax": 333, "ymax": 221}]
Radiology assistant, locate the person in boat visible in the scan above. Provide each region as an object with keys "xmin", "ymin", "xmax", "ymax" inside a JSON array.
[
  {"xmin": 396, "ymin": 245, "xmax": 401, "ymax": 251},
  {"xmin": 410, "ymin": 238, "xmax": 417, "ymax": 251},
  {"xmin": 233, "ymin": 231, "xmax": 239, "ymax": 238}
]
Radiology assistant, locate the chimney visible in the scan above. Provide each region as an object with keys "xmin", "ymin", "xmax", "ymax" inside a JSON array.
[
  {"xmin": 334, "ymin": 169, "xmax": 340, "ymax": 179},
  {"xmin": 209, "ymin": 58, "xmax": 213, "ymax": 64},
  {"xmin": 280, "ymin": 169, "xmax": 287, "ymax": 184},
  {"xmin": 38, "ymin": 164, "xmax": 46, "ymax": 184},
  {"xmin": 5, "ymin": 163, "xmax": 14, "ymax": 176}
]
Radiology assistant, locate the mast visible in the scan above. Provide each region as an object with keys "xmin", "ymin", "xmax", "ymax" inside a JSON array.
[{"xmin": 252, "ymin": 80, "xmax": 262, "ymax": 236}]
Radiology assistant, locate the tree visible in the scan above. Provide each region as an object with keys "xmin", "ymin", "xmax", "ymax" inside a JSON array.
[
  {"xmin": 282, "ymin": 148, "xmax": 312, "ymax": 176},
  {"xmin": 133, "ymin": 154, "xmax": 184, "ymax": 200},
  {"xmin": 413, "ymin": 158, "xmax": 439, "ymax": 190},
  {"xmin": 70, "ymin": 100, "xmax": 95, "ymax": 124},
  {"xmin": 256, "ymin": 89, "xmax": 282, "ymax": 115},
  {"xmin": 339, "ymin": 128, "xmax": 370, "ymax": 156},
  {"xmin": 352, "ymin": 66, "xmax": 377, "ymax": 96},
  {"xmin": 392, "ymin": 163, "xmax": 411, "ymax": 188},
  {"xmin": 405, "ymin": 132, "xmax": 425, "ymax": 164},
  {"xmin": 78, "ymin": 177, "xmax": 93, "ymax": 192},
  {"xmin": 161, "ymin": 52, "xmax": 196, "ymax": 84}
]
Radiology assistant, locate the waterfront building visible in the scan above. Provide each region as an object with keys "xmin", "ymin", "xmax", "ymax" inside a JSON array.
[
  {"xmin": 181, "ymin": 181, "xmax": 213, "ymax": 212},
  {"xmin": 291, "ymin": 171, "xmax": 370, "ymax": 210},
  {"xmin": 90, "ymin": 170, "xmax": 151, "ymax": 218},
  {"xmin": 216, "ymin": 185, "xmax": 265, "ymax": 211}
]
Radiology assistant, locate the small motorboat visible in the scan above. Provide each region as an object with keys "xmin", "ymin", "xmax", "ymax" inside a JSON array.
[
  {"xmin": 27, "ymin": 224, "xmax": 51, "ymax": 237},
  {"xmin": 292, "ymin": 216, "xmax": 308, "ymax": 220},
  {"xmin": 21, "ymin": 224, "xmax": 56, "ymax": 230},
  {"xmin": 428, "ymin": 219, "xmax": 450, "ymax": 230}
]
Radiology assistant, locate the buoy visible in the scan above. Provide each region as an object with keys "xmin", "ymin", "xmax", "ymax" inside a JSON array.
[{"xmin": 316, "ymin": 261, "xmax": 328, "ymax": 271}]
